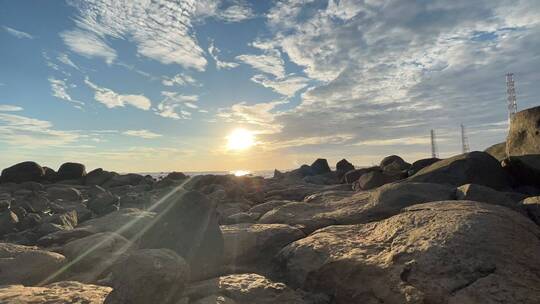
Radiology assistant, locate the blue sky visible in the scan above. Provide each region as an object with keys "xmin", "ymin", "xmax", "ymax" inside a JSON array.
[{"xmin": 0, "ymin": 0, "xmax": 539, "ymax": 172}]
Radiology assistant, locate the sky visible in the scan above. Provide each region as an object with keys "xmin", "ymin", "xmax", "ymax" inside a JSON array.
[{"xmin": 0, "ymin": 0, "xmax": 539, "ymax": 173}]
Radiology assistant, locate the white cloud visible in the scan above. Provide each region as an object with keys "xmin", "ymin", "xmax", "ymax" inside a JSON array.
[
  {"xmin": 251, "ymin": 74, "xmax": 310, "ymax": 97},
  {"xmin": 162, "ymin": 73, "xmax": 197, "ymax": 87},
  {"xmin": 61, "ymin": 30, "xmax": 117, "ymax": 64},
  {"xmin": 66, "ymin": 0, "xmax": 207, "ymax": 70},
  {"xmin": 217, "ymin": 100, "xmax": 285, "ymax": 133},
  {"xmin": 353, "ymin": 137, "xmax": 434, "ymax": 146},
  {"xmin": 236, "ymin": 49, "xmax": 285, "ymax": 78},
  {"xmin": 84, "ymin": 77, "xmax": 151, "ymax": 110},
  {"xmin": 57, "ymin": 53, "xmax": 80, "ymax": 70},
  {"xmin": 123, "ymin": 130, "xmax": 163, "ymax": 139},
  {"xmin": 0, "ymin": 105, "xmax": 23, "ymax": 112},
  {"xmin": 2, "ymin": 26, "xmax": 33, "ymax": 39},
  {"xmin": 48, "ymin": 77, "xmax": 84, "ymax": 106},
  {"xmin": 0, "ymin": 113, "xmax": 79, "ymax": 147},
  {"xmin": 156, "ymin": 92, "xmax": 198, "ymax": 119},
  {"xmin": 195, "ymin": 0, "xmax": 255, "ymax": 23},
  {"xmin": 208, "ymin": 42, "xmax": 239, "ymax": 70}
]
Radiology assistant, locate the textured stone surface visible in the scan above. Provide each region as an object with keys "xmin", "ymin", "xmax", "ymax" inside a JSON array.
[
  {"xmin": 0, "ymin": 281, "xmax": 111, "ymax": 304},
  {"xmin": 278, "ymin": 201, "xmax": 540, "ymax": 304}
]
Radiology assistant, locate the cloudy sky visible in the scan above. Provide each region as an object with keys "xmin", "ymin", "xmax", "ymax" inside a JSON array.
[{"xmin": 1, "ymin": 0, "xmax": 539, "ymax": 172}]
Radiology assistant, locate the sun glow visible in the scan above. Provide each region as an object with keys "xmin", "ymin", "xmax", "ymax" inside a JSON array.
[{"xmin": 226, "ymin": 128, "xmax": 255, "ymax": 151}]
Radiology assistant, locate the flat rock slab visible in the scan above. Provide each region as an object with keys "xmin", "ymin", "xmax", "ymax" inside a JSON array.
[
  {"xmin": 0, "ymin": 281, "xmax": 111, "ymax": 304},
  {"xmin": 278, "ymin": 201, "xmax": 540, "ymax": 304}
]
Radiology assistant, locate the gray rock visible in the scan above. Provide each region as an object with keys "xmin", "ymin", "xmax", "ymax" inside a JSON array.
[
  {"xmin": 380, "ymin": 155, "xmax": 410, "ymax": 172},
  {"xmin": 138, "ymin": 191, "xmax": 224, "ymax": 280},
  {"xmin": 0, "ymin": 210, "xmax": 18, "ymax": 235},
  {"xmin": 407, "ymin": 157, "xmax": 440, "ymax": 176},
  {"xmin": 87, "ymin": 192, "xmax": 119, "ymax": 215},
  {"xmin": 46, "ymin": 187, "xmax": 82, "ymax": 201},
  {"xmin": 408, "ymin": 151, "xmax": 510, "ymax": 190},
  {"xmin": 485, "ymin": 142, "xmax": 507, "ymax": 162},
  {"xmin": 0, "ymin": 242, "xmax": 66, "ymax": 285},
  {"xmin": 57, "ymin": 162, "xmax": 86, "ymax": 181},
  {"xmin": 278, "ymin": 201, "xmax": 540, "ymax": 303},
  {"xmin": 185, "ymin": 273, "xmax": 307, "ymax": 304},
  {"xmin": 343, "ymin": 166, "xmax": 381, "ymax": 184},
  {"xmin": 354, "ymin": 170, "xmax": 401, "ymax": 190},
  {"xmin": 105, "ymin": 249, "xmax": 189, "ymax": 304},
  {"xmin": 85, "ymin": 168, "xmax": 115, "ymax": 186},
  {"xmin": 0, "ymin": 281, "xmax": 111, "ymax": 304},
  {"xmin": 0, "ymin": 162, "xmax": 45, "ymax": 184},
  {"xmin": 456, "ymin": 183, "xmax": 526, "ymax": 211},
  {"xmin": 78, "ymin": 208, "xmax": 155, "ymax": 240},
  {"xmin": 310, "ymin": 159, "xmax": 331, "ymax": 175},
  {"xmin": 335, "ymin": 159, "xmax": 354, "ymax": 179},
  {"xmin": 521, "ymin": 196, "xmax": 540, "ymax": 225},
  {"xmin": 61, "ymin": 232, "xmax": 133, "ymax": 283}
]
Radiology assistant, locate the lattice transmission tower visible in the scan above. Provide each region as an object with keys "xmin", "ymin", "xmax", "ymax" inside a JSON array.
[
  {"xmin": 461, "ymin": 124, "xmax": 470, "ymax": 154},
  {"xmin": 431, "ymin": 129, "xmax": 438, "ymax": 158},
  {"xmin": 506, "ymin": 73, "xmax": 518, "ymax": 121}
]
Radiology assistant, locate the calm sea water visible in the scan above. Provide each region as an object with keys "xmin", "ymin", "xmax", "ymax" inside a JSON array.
[{"xmin": 141, "ymin": 170, "xmax": 275, "ymax": 179}]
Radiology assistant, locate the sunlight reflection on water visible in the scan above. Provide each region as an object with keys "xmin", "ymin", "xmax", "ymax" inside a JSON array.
[{"xmin": 231, "ymin": 170, "xmax": 251, "ymax": 177}]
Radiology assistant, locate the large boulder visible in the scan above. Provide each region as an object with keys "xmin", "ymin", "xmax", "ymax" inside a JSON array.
[
  {"xmin": 61, "ymin": 232, "xmax": 133, "ymax": 282},
  {"xmin": 310, "ymin": 159, "xmax": 331, "ymax": 175},
  {"xmin": 0, "ymin": 210, "xmax": 18, "ymax": 235},
  {"xmin": 1, "ymin": 162, "xmax": 44, "ymax": 183},
  {"xmin": 185, "ymin": 273, "xmax": 308, "ymax": 304},
  {"xmin": 485, "ymin": 142, "xmax": 506, "ymax": 162},
  {"xmin": 336, "ymin": 158, "xmax": 354, "ymax": 175},
  {"xmin": 504, "ymin": 106, "xmax": 540, "ymax": 186},
  {"xmin": 521, "ymin": 196, "xmax": 540, "ymax": 225},
  {"xmin": 408, "ymin": 151, "xmax": 510, "ymax": 190},
  {"xmin": 46, "ymin": 187, "xmax": 82, "ymax": 201},
  {"xmin": 455, "ymin": 183, "xmax": 526, "ymax": 211},
  {"xmin": 278, "ymin": 201, "xmax": 540, "ymax": 303},
  {"xmin": 105, "ymin": 249, "xmax": 189, "ymax": 304},
  {"xmin": 78, "ymin": 208, "xmax": 155, "ymax": 240},
  {"xmin": 85, "ymin": 168, "xmax": 115, "ymax": 186},
  {"xmin": 0, "ymin": 243, "xmax": 66, "ymax": 285},
  {"xmin": 57, "ymin": 162, "xmax": 86, "ymax": 181},
  {"xmin": 380, "ymin": 155, "xmax": 410, "ymax": 172},
  {"xmin": 260, "ymin": 182, "xmax": 454, "ymax": 233},
  {"xmin": 87, "ymin": 191, "xmax": 119, "ymax": 215},
  {"xmin": 221, "ymin": 223, "xmax": 305, "ymax": 272},
  {"xmin": 343, "ymin": 166, "xmax": 381, "ymax": 184},
  {"xmin": 407, "ymin": 157, "xmax": 440, "ymax": 176},
  {"xmin": 0, "ymin": 281, "xmax": 111, "ymax": 304},
  {"xmin": 354, "ymin": 170, "xmax": 401, "ymax": 190},
  {"xmin": 138, "ymin": 191, "xmax": 224, "ymax": 280}
]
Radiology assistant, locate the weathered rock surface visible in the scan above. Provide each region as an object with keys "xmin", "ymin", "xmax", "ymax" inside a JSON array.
[
  {"xmin": 335, "ymin": 159, "xmax": 354, "ymax": 179},
  {"xmin": 260, "ymin": 182, "xmax": 454, "ymax": 233},
  {"xmin": 310, "ymin": 158, "xmax": 331, "ymax": 175},
  {"xmin": 85, "ymin": 168, "xmax": 115, "ymax": 186},
  {"xmin": 456, "ymin": 183, "xmax": 526, "ymax": 211},
  {"xmin": 139, "ymin": 190, "xmax": 224, "ymax": 280},
  {"xmin": 503, "ymin": 106, "xmax": 540, "ymax": 186},
  {"xmin": 521, "ymin": 196, "xmax": 540, "ymax": 225},
  {"xmin": 57, "ymin": 162, "xmax": 86, "ymax": 181},
  {"xmin": 343, "ymin": 166, "xmax": 381, "ymax": 184},
  {"xmin": 87, "ymin": 191, "xmax": 119, "ymax": 215},
  {"xmin": 46, "ymin": 186, "xmax": 82, "ymax": 201},
  {"xmin": 221, "ymin": 223, "xmax": 305, "ymax": 272},
  {"xmin": 105, "ymin": 249, "xmax": 189, "ymax": 304},
  {"xmin": 0, "ymin": 161, "xmax": 44, "ymax": 183},
  {"xmin": 380, "ymin": 155, "xmax": 410, "ymax": 172},
  {"xmin": 61, "ymin": 232, "xmax": 133, "ymax": 282},
  {"xmin": 485, "ymin": 142, "xmax": 507, "ymax": 161},
  {"xmin": 78, "ymin": 208, "xmax": 155, "ymax": 240},
  {"xmin": 354, "ymin": 170, "xmax": 401, "ymax": 190},
  {"xmin": 408, "ymin": 151, "xmax": 510, "ymax": 189},
  {"xmin": 0, "ymin": 243, "xmax": 65, "ymax": 285},
  {"xmin": 186, "ymin": 273, "xmax": 308, "ymax": 304},
  {"xmin": 278, "ymin": 201, "xmax": 540, "ymax": 304},
  {"xmin": 0, "ymin": 281, "xmax": 111, "ymax": 304},
  {"xmin": 407, "ymin": 157, "xmax": 440, "ymax": 176}
]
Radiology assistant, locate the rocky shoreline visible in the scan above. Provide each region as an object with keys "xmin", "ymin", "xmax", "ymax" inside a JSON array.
[{"xmin": 0, "ymin": 106, "xmax": 540, "ymax": 303}]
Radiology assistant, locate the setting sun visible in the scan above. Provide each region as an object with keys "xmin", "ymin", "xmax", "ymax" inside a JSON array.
[{"xmin": 226, "ymin": 128, "xmax": 255, "ymax": 151}]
